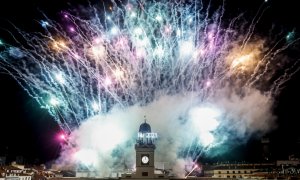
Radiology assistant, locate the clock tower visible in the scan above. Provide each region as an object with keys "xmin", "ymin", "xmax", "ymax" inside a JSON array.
[
  {"xmin": 134, "ymin": 119, "xmax": 157, "ymax": 178},
  {"xmin": 121, "ymin": 118, "xmax": 168, "ymax": 180}
]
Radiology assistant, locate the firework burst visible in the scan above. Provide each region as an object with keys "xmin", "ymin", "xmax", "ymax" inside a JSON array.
[{"xmin": 0, "ymin": 0, "xmax": 299, "ymax": 176}]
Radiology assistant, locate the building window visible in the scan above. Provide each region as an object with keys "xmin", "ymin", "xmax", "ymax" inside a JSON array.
[
  {"xmin": 233, "ymin": 175, "xmax": 236, "ymax": 178},
  {"xmin": 227, "ymin": 171, "xmax": 229, "ymax": 174},
  {"xmin": 233, "ymin": 171, "xmax": 235, "ymax": 173},
  {"xmin": 238, "ymin": 171, "xmax": 241, "ymax": 173},
  {"xmin": 142, "ymin": 172, "xmax": 148, "ymax": 176},
  {"xmin": 218, "ymin": 171, "xmax": 221, "ymax": 174},
  {"xmin": 244, "ymin": 171, "xmax": 247, "ymax": 173},
  {"xmin": 227, "ymin": 175, "xmax": 230, "ymax": 178}
]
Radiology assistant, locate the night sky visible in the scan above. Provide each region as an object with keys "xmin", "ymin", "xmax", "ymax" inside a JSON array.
[{"xmin": 0, "ymin": 0, "xmax": 300, "ymax": 164}]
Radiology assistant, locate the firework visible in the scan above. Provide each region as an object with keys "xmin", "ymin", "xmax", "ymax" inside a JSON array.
[{"xmin": 0, "ymin": 0, "xmax": 299, "ymax": 176}]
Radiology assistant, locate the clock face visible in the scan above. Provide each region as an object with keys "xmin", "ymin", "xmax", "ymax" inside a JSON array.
[{"xmin": 141, "ymin": 155, "xmax": 149, "ymax": 164}]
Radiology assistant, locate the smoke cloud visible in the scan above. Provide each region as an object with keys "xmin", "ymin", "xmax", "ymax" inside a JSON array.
[{"xmin": 55, "ymin": 86, "xmax": 276, "ymax": 177}]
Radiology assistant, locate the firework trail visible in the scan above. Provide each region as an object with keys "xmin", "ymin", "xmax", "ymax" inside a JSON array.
[{"xmin": 0, "ymin": 0, "xmax": 299, "ymax": 177}]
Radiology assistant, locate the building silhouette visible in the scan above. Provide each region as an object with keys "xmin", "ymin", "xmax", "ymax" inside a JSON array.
[{"xmin": 261, "ymin": 137, "xmax": 271, "ymax": 161}]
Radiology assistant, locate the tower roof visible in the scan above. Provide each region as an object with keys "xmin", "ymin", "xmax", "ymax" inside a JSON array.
[{"xmin": 139, "ymin": 118, "xmax": 151, "ymax": 133}]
